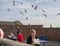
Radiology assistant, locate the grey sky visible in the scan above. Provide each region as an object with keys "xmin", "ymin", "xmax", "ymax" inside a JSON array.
[{"xmin": 0, "ymin": 0, "xmax": 60, "ymax": 27}]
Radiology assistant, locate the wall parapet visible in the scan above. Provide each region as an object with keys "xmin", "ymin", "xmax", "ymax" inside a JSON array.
[{"xmin": 0, "ymin": 38, "xmax": 34, "ymax": 46}]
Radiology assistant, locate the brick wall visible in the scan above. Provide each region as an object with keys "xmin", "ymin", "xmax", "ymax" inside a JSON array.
[{"xmin": 1, "ymin": 25, "xmax": 60, "ymax": 40}]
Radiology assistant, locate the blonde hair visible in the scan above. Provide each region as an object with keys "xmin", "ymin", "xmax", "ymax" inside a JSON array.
[{"xmin": 30, "ymin": 29, "xmax": 36, "ymax": 34}]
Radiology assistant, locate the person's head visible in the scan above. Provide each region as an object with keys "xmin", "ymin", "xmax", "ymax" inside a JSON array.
[{"xmin": 30, "ymin": 29, "xmax": 36, "ymax": 37}]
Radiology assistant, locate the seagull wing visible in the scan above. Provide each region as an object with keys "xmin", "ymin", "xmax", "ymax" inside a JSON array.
[
  {"xmin": 43, "ymin": 14, "xmax": 47, "ymax": 17},
  {"xmin": 8, "ymin": 9, "xmax": 11, "ymax": 12},
  {"xmin": 25, "ymin": 9, "xmax": 27, "ymax": 13},
  {"xmin": 34, "ymin": 5, "xmax": 37, "ymax": 10},
  {"xmin": 42, "ymin": 10, "xmax": 45, "ymax": 13},
  {"xmin": 57, "ymin": 13, "xmax": 60, "ymax": 15}
]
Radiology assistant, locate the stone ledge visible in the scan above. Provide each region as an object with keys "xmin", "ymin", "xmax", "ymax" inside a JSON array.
[{"xmin": 0, "ymin": 38, "xmax": 34, "ymax": 46}]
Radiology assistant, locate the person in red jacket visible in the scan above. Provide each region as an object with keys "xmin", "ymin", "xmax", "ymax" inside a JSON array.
[{"xmin": 17, "ymin": 32, "xmax": 24, "ymax": 42}]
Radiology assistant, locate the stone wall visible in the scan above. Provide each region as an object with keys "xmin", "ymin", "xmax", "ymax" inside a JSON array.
[
  {"xmin": 2, "ymin": 25, "xmax": 60, "ymax": 40},
  {"xmin": 0, "ymin": 38, "xmax": 34, "ymax": 46}
]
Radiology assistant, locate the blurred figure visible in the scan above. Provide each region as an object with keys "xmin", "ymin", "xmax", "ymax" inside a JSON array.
[
  {"xmin": 7, "ymin": 32, "xmax": 16, "ymax": 41},
  {"xmin": 24, "ymin": 9, "xmax": 27, "ymax": 13},
  {"xmin": 27, "ymin": 29, "xmax": 40, "ymax": 46},
  {"xmin": 32, "ymin": 5, "xmax": 34, "ymax": 7},
  {"xmin": 34, "ymin": 5, "xmax": 37, "ymax": 10},
  {"xmin": 13, "ymin": 0, "xmax": 15, "ymax": 6},
  {"xmin": 0, "ymin": 28, "xmax": 4, "ymax": 39},
  {"xmin": 7, "ymin": 9, "xmax": 11, "ymax": 12},
  {"xmin": 17, "ymin": 31, "xmax": 24, "ymax": 42}
]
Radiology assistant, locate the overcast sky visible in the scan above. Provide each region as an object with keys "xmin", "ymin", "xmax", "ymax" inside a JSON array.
[{"xmin": 0, "ymin": 0, "xmax": 60, "ymax": 27}]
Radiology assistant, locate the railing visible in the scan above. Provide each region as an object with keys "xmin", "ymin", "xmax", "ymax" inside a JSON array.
[{"xmin": 0, "ymin": 38, "xmax": 34, "ymax": 46}]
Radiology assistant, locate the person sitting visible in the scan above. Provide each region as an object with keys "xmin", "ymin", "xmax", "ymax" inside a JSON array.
[
  {"xmin": 7, "ymin": 32, "xmax": 16, "ymax": 41},
  {"xmin": 17, "ymin": 31, "xmax": 24, "ymax": 42},
  {"xmin": 27, "ymin": 29, "xmax": 40, "ymax": 46}
]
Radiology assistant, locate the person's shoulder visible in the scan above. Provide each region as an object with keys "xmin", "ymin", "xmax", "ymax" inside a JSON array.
[
  {"xmin": 29, "ymin": 36, "xmax": 32, "ymax": 37},
  {"xmin": 27, "ymin": 36, "xmax": 32, "ymax": 38}
]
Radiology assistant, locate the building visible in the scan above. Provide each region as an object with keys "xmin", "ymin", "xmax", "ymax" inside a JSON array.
[
  {"xmin": 0, "ymin": 20, "xmax": 23, "ymax": 37},
  {"xmin": 0, "ymin": 20, "xmax": 22, "ymax": 28}
]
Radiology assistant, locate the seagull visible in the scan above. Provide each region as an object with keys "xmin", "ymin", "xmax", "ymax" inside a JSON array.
[
  {"xmin": 24, "ymin": 9, "xmax": 27, "ymax": 13},
  {"xmin": 42, "ymin": 10, "xmax": 45, "ymax": 13},
  {"xmin": 18, "ymin": 9, "xmax": 24, "ymax": 15},
  {"xmin": 34, "ymin": 5, "xmax": 37, "ymax": 10},
  {"xmin": 20, "ymin": 11, "xmax": 25, "ymax": 15},
  {"xmin": 26, "ymin": 17, "xmax": 28, "ymax": 20},
  {"xmin": 7, "ymin": 9, "xmax": 11, "ymax": 12},
  {"xmin": 13, "ymin": 0, "xmax": 15, "ymax": 6},
  {"xmin": 43, "ymin": 14, "xmax": 47, "ymax": 17},
  {"xmin": 57, "ymin": 13, "xmax": 60, "ymax": 15},
  {"xmin": 20, "ymin": 11, "xmax": 23, "ymax": 14},
  {"xmin": 18, "ymin": 10, "xmax": 22, "ymax": 14},
  {"xmin": 32, "ymin": 5, "xmax": 34, "ymax": 7},
  {"xmin": 20, "ymin": 2, "xmax": 23, "ymax": 4},
  {"xmin": 53, "ymin": 0, "xmax": 56, "ymax": 1}
]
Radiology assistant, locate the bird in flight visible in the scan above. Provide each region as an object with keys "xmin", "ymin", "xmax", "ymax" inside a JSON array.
[
  {"xmin": 57, "ymin": 13, "xmax": 60, "ymax": 15},
  {"xmin": 31, "ymin": 5, "xmax": 37, "ymax": 10},
  {"xmin": 32, "ymin": 5, "xmax": 34, "ymax": 7},
  {"xmin": 42, "ymin": 10, "xmax": 45, "ymax": 13},
  {"xmin": 7, "ymin": 9, "xmax": 11, "ymax": 12},
  {"xmin": 13, "ymin": 0, "xmax": 15, "ymax": 6},
  {"xmin": 18, "ymin": 9, "xmax": 24, "ymax": 15},
  {"xmin": 19, "ymin": 10, "xmax": 22, "ymax": 14},
  {"xmin": 43, "ymin": 14, "xmax": 47, "ymax": 17},
  {"xmin": 53, "ymin": 0, "xmax": 56, "ymax": 1},
  {"xmin": 24, "ymin": 9, "xmax": 27, "ymax": 13},
  {"xmin": 26, "ymin": 17, "xmax": 28, "ymax": 20},
  {"xmin": 34, "ymin": 5, "xmax": 37, "ymax": 10},
  {"xmin": 20, "ymin": 2, "xmax": 23, "ymax": 5}
]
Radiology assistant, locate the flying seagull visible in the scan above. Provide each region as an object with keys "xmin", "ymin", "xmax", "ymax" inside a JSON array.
[
  {"xmin": 32, "ymin": 5, "xmax": 34, "ymax": 7},
  {"xmin": 57, "ymin": 13, "xmax": 60, "ymax": 15},
  {"xmin": 13, "ymin": 0, "xmax": 15, "ymax": 6},
  {"xmin": 20, "ymin": 11, "xmax": 23, "ymax": 14},
  {"xmin": 34, "ymin": 5, "xmax": 37, "ymax": 10},
  {"xmin": 24, "ymin": 9, "xmax": 27, "ymax": 13},
  {"xmin": 53, "ymin": 0, "xmax": 56, "ymax": 1},
  {"xmin": 43, "ymin": 14, "xmax": 47, "ymax": 17},
  {"xmin": 26, "ymin": 17, "xmax": 28, "ymax": 20},
  {"xmin": 20, "ymin": 2, "xmax": 23, "ymax": 4},
  {"xmin": 7, "ymin": 9, "xmax": 11, "ymax": 12},
  {"xmin": 18, "ymin": 9, "xmax": 22, "ymax": 14},
  {"xmin": 19, "ymin": 11, "xmax": 24, "ymax": 15},
  {"xmin": 42, "ymin": 10, "xmax": 45, "ymax": 13}
]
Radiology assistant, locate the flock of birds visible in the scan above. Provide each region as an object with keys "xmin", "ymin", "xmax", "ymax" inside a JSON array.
[{"xmin": 7, "ymin": 0, "xmax": 60, "ymax": 20}]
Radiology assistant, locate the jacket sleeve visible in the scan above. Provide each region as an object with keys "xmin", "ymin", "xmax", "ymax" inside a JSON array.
[{"xmin": 27, "ymin": 36, "xmax": 33, "ymax": 44}]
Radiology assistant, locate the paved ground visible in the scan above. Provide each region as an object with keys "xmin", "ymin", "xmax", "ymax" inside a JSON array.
[{"xmin": 40, "ymin": 41, "xmax": 60, "ymax": 46}]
